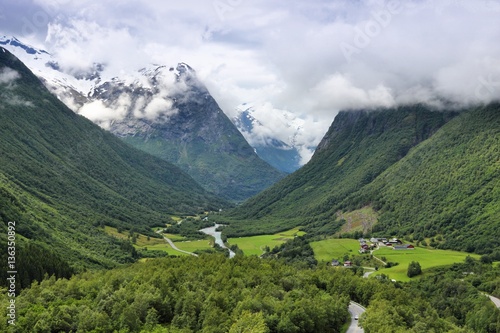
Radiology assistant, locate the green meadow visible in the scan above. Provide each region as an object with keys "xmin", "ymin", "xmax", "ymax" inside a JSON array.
[
  {"xmin": 105, "ymin": 226, "xmax": 210, "ymax": 256},
  {"xmin": 175, "ymin": 239, "xmax": 213, "ymax": 253},
  {"xmin": 310, "ymin": 238, "xmax": 361, "ymax": 262},
  {"xmin": 228, "ymin": 228, "xmax": 306, "ymax": 256},
  {"xmin": 310, "ymin": 237, "xmax": 480, "ymax": 281},
  {"xmin": 108, "ymin": 225, "xmax": 306, "ymax": 257},
  {"xmin": 372, "ymin": 246, "xmax": 480, "ymax": 281}
]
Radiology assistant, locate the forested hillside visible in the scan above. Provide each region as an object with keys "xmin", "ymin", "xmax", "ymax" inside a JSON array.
[
  {"xmin": 2, "ymin": 254, "xmax": 494, "ymax": 333},
  {"xmin": 221, "ymin": 102, "xmax": 500, "ymax": 256},
  {"xmin": 0, "ymin": 47, "xmax": 226, "ymax": 285},
  {"xmin": 221, "ymin": 105, "xmax": 457, "ymax": 236},
  {"xmin": 341, "ymin": 103, "xmax": 500, "ymax": 254}
]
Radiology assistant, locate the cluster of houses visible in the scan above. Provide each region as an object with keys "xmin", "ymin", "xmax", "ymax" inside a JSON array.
[
  {"xmin": 367, "ymin": 237, "xmax": 414, "ymax": 250},
  {"xmin": 358, "ymin": 238, "xmax": 376, "ymax": 253},
  {"xmin": 331, "ymin": 237, "xmax": 415, "ymax": 267}
]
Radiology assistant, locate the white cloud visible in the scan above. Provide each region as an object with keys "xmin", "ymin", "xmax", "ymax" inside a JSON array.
[
  {"xmin": 143, "ymin": 97, "xmax": 177, "ymax": 120},
  {"xmin": 4, "ymin": 0, "xmax": 500, "ymax": 163},
  {"xmin": 0, "ymin": 67, "xmax": 20, "ymax": 84},
  {"xmin": 309, "ymin": 74, "xmax": 395, "ymax": 112},
  {"xmin": 235, "ymin": 102, "xmax": 327, "ymax": 165},
  {"xmin": 79, "ymin": 93, "xmax": 131, "ymax": 129}
]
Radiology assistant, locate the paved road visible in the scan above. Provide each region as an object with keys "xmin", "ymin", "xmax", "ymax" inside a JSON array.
[
  {"xmin": 363, "ymin": 267, "xmax": 376, "ymax": 278},
  {"xmin": 347, "ymin": 302, "xmax": 365, "ymax": 333},
  {"xmin": 488, "ymin": 294, "xmax": 500, "ymax": 308},
  {"xmin": 156, "ymin": 230, "xmax": 198, "ymax": 257}
]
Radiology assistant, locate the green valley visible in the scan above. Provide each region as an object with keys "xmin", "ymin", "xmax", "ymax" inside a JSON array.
[
  {"xmin": 220, "ymin": 105, "xmax": 458, "ymax": 237},
  {"xmin": 219, "ymin": 103, "xmax": 500, "ymax": 258},
  {"xmin": 0, "ymin": 47, "xmax": 226, "ymax": 288},
  {"xmin": 2, "ymin": 31, "xmax": 500, "ymax": 333}
]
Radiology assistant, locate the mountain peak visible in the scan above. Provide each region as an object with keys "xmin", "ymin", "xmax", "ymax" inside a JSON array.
[
  {"xmin": 176, "ymin": 62, "xmax": 194, "ymax": 73},
  {"xmin": 0, "ymin": 35, "xmax": 49, "ymax": 56}
]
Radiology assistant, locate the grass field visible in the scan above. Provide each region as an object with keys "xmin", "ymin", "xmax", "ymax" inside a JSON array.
[
  {"xmin": 104, "ymin": 226, "xmax": 200, "ymax": 256},
  {"xmin": 228, "ymin": 228, "xmax": 306, "ymax": 256},
  {"xmin": 310, "ymin": 238, "xmax": 361, "ymax": 263},
  {"xmin": 310, "ymin": 237, "xmax": 480, "ymax": 281},
  {"xmin": 372, "ymin": 246, "xmax": 480, "ymax": 281},
  {"xmin": 175, "ymin": 239, "xmax": 213, "ymax": 253},
  {"xmin": 136, "ymin": 242, "xmax": 187, "ymax": 256}
]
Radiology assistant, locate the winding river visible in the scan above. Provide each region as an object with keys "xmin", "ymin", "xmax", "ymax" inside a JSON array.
[{"xmin": 200, "ymin": 224, "xmax": 236, "ymax": 258}]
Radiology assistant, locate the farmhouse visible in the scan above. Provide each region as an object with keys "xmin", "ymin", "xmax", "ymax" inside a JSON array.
[
  {"xmin": 344, "ymin": 261, "xmax": 353, "ymax": 267},
  {"xmin": 371, "ymin": 237, "xmax": 388, "ymax": 244},
  {"xmin": 331, "ymin": 260, "xmax": 340, "ymax": 266}
]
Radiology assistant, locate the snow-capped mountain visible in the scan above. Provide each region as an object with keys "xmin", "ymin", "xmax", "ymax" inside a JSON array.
[
  {"xmin": 232, "ymin": 103, "xmax": 317, "ymax": 173},
  {"xmin": 1, "ymin": 36, "xmax": 318, "ymax": 174},
  {"xmin": 2, "ymin": 35, "xmax": 285, "ymax": 201},
  {"xmin": 0, "ymin": 36, "xmax": 192, "ymax": 118}
]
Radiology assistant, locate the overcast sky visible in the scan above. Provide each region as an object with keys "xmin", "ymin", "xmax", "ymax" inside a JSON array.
[{"xmin": 1, "ymin": 0, "xmax": 500, "ymax": 151}]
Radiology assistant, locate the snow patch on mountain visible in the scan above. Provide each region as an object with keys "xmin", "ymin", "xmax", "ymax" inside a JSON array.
[
  {"xmin": 1, "ymin": 35, "xmax": 326, "ymax": 170},
  {"xmin": 1, "ymin": 35, "xmax": 195, "ymax": 129}
]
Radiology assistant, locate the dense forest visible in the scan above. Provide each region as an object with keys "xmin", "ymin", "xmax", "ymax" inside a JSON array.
[{"xmin": 3, "ymin": 254, "xmax": 500, "ymax": 332}]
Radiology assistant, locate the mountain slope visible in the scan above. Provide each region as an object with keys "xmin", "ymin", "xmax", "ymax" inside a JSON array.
[
  {"xmin": 341, "ymin": 103, "xmax": 500, "ymax": 254},
  {"xmin": 221, "ymin": 105, "xmax": 458, "ymax": 236},
  {"xmin": 0, "ymin": 47, "xmax": 226, "ymax": 277},
  {"xmin": 1, "ymin": 36, "xmax": 284, "ymax": 201},
  {"xmin": 102, "ymin": 64, "xmax": 285, "ymax": 201}
]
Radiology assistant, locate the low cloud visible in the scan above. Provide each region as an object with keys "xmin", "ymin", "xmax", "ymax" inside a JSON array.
[
  {"xmin": 235, "ymin": 102, "xmax": 326, "ymax": 165},
  {"xmin": 0, "ymin": 67, "xmax": 33, "ymax": 107},
  {"xmin": 308, "ymin": 74, "xmax": 395, "ymax": 112},
  {"xmin": 142, "ymin": 97, "xmax": 177, "ymax": 120},
  {"xmin": 0, "ymin": 67, "xmax": 21, "ymax": 84},
  {"xmin": 77, "ymin": 68, "xmax": 183, "ymax": 127},
  {"xmin": 3, "ymin": 0, "xmax": 500, "ymax": 164}
]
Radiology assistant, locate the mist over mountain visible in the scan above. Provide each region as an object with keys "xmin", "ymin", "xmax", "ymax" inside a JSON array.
[
  {"xmin": 231, "ymin": 103, "xmax": 313, "ymax": 173},
  {"xmin": 220, "ymin": 101, "xmax": 500, "ymax": 255},
  {"xmin": 1, "ymin": 36, "xmax": 284, "ymax": 201}
]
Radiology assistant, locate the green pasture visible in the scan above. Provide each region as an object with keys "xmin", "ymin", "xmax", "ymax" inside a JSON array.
[
  {"xmin": 228, "ymin": 228, "xmax": 306, "ymax": 256},
  {"xmin": 105, "ymin": 226, "xmax": 199, "ymax": 255},
  {"xmin": 373, "ymin": 246, "xmax": 480, "ymax": 281},
  {"xmin": 310, "ymin": 238, "xmax": 361, "ymax": 263},
  {"xmin": 136, "ymin": 242, "xmax": 187, "ymax": 256},
  {"xmin": 175, "ymin": 239, "xmax": 213, "ymax": 253},
  {"xmin": 135, "ymin": 239, "xmax": 212, "ymax": 256}
]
